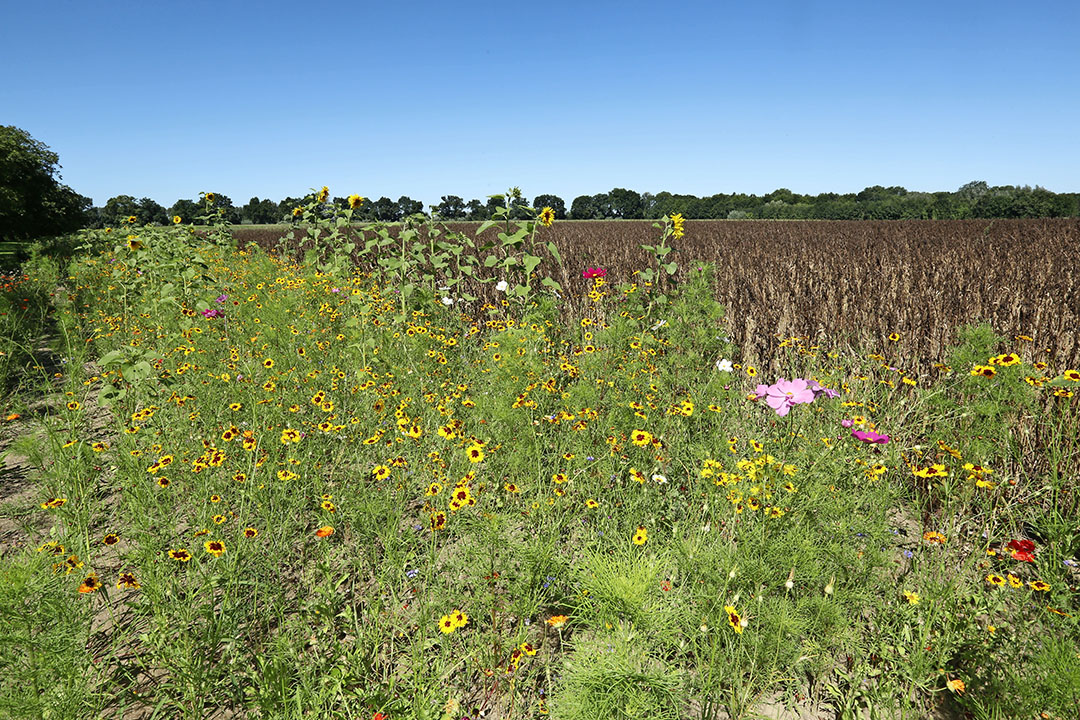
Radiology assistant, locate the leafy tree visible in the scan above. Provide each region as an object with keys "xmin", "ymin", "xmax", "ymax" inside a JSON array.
[
  {"xmin": 373, "ymin": 197, "xmax": 401, "ymax": 222},
  {"xmin": 137, "ymin": 197, "xmax": 169, "ymax": 225},
  {"xmin": 169, "ymin": 199, "xmax": 200, "ymax": 224},
  {"xmin": 0, "ymin": 126, "xmax": 92, "ymax": 240},
  {"xmin": 242, "ymin": 197, "xmax": 280, "ymax": 224},
  {"xmin": 570, "ymin": 195, "xmax": 596, "ymax": 219},
  {"xmin": 531, "ymin": 194, "xmax": 566, "ymax": 219},
  {"xmin": 465, "ymin": 199, "xmax": 488, "ymax": 220},
  {"xmin": 434, "ymin": 195, "xmax": 467, "ymax": 219},
  {"xmin": 100, "ymin": 195, "xmax": 141, "ymax": 227},
  {"xmin": 397, "ymin": 196, "xmax": 424, "ymax": 218},
  {"xmin": 608, "ymin": 188, "xmax": 643, "ymax": 219}
]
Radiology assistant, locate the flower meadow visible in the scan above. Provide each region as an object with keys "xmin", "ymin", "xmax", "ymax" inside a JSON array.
[{"xmin": 1, "ymin": 192, "xmax": 1078, "ymax": 720}]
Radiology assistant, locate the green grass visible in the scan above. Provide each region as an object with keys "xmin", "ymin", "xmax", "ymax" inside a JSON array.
[{"xmin": 0, "ymin": 220, "xmax": 1077, "ymax": 720}]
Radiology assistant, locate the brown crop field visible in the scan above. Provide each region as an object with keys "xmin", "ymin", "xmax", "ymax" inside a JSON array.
[{"xmin": 234, "ymin": 218, "xmax": 1080, "ymax": 373}]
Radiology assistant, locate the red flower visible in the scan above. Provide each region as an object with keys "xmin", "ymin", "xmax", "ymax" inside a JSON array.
[
  {"xmin": 1007, "ymin": 538, "xmax": 1035, "ymax": 562},
  {"xmin": 372, "ymin": 713, "xmax": 387, "ymax": 720},
  {"xmin": 582, "ymin": 267, "xmax": 607, "ymax": 279}
]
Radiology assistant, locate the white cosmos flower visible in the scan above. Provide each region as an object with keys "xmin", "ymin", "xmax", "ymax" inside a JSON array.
[
  {"xmin": 495, "ymin": 280, "xmax": 509, "ymax": 292},
  {"xmin": 441, "ymin": 297, "xmax": 454, "ymax": 306},
  {"xmin": 715, "ymin": 358, "xmax": 734, "ymax": 372}
]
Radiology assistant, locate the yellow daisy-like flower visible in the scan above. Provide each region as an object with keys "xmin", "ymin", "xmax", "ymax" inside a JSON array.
[
  {"xmin": 466, "ymin": 444, "xmax": 485, "ymax": 463},
  {"xmin": 204, "ymin": 540, "xmax": 226, "ymax": 557},
  {"xmin": 538, "ymin": 206, "xmax": 556, "ymax": 227},
  {"xmin": 348, "ymin": 194, "xmax": 365, "ymax": 209},
  {"xmin": 724, "ymin": 605, "xmax": 743, "ymax": 634},
  {"xmin": 985, "ymin": 573, "xmax": 1006, "ymax": 587},
  {"xmin": 902, "ymin": 591, "xmax": 920, "ymax": 605},
  {"xmin": 632, "ymin": 526, "xmax": 648, "ymax": 545}
]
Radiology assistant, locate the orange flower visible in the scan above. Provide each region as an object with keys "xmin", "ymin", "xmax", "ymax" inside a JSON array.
[
  {"xmin": 315, "ymin": 526, "xmax": 334, "ymax": 538},
  {"xmin": 546, "ymin": 615, "xmax": 568, "ymax": 628},
  {"xmin": 946, "ymin": 678, "xmax": 965, "ymax": 695}
]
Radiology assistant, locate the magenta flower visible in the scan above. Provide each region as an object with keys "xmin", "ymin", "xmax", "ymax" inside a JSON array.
[
  {"xmin": 841, "ymin": 419, "xmax": 854, "ymax": 428},
  {"xmin": 582, "ymin": 267, "xmax": 607, "ymax": 279},
  {"xmin": 851, "ymin": 430, "xmax": 890, "ymax": 444},
  {"xmin": 764, "ymin": 378, "xmax": 815, "ymax": 417},
  {"xmin": 805, "ymin": 379, "xmax": 840, "ymax": 399},
  {"xmin": 201, "ymin": 308, "xmax": 223, "ymax": 318}
]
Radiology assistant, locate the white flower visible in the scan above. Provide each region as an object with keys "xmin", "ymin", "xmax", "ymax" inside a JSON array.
[
  {"xmin": 651, "ymin": 319, "xmax": 667, "ymax": 330},
  {"xmin": 441, "ymin": 297, "xmax": 454, "ymax": 306},
  {"xmin": 652, "ymin": 474, "xmax": 668, "ymax": 484},
  {"xmin": 495, "ymin": 280, "xmax": 509, "ymax": 292},
  {"xmin": 715, "ymin": 358, "xmax": 734, "ymax": 373}
]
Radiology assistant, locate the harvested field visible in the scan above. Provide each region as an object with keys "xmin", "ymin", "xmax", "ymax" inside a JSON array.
[{"xmin": 234, "ymin": 218, "xmax": 1080, "ymax": 372}]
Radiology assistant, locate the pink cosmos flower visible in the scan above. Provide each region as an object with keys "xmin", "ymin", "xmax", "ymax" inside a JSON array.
[
  {"xmin": 851, "ymin": 430, "xmax": 890, "ymax": 444},
  {"xmin": 582, "ymin": 267, "xmax": 607, "ymax": 279},
  {"xmin": 764, "ymin": 378, "xmax": 815, "ymax": 417}
]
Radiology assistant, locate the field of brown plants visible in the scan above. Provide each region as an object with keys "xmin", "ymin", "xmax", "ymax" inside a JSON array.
[{"xmin": 235, "ymin": 218, "xmax": 1080, "ymax": 372}]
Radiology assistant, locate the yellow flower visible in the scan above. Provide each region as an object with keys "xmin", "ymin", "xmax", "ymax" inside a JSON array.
[
  {"xmin": 172, "ymin": 215, "xmax": 182, "ymax": 224},
  {"xmin": 669, "ymin": 213, "xmax": 685, "ymax": 239},
  {"xmin": 724, "ymin": 605, "xmax": 743, "ymax": 634},
  {"xmin": 292, "ymin": 206, "xmax": 303, "ymax": 218},
  {"xmin": 317, "ymin": 186, "xmax": 329, "ymax": 203},
  {"xmin": 538, "ymin": 206, "xmax": 556, "ymax": 227},
  {"xmin": 632, "ymin": 526, "xmax": 648, "ymax": 545},
  {"xmin": 903, "ymin": 591, "xmax": 920, "ymax": 605},
  {"xmin": 348, "ymin": 194, "xmax": 365, "ymax": 209},
  {"xmin": 466, "ymin": 444, "xmax": 485, "ymax": 463}
]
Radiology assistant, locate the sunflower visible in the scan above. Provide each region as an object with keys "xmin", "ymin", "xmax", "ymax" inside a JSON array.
[
  {"xmin": 538, "ymin": 206, "xmax": 556, "ymax": 227},
  {"xmin": 348, "ymin": 194, "xmax": 365, "ymax": 209}
]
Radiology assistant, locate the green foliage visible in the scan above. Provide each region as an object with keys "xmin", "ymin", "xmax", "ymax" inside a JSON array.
[
  {"xmin": 551, "ymin": 624, "xmax": 687, "ymax": 720},
  {"xmin": 0, "ymin": 126, "xmax": 92, "ymax": 241}
]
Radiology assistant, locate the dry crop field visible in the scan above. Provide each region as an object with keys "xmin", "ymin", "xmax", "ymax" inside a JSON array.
[{"xmin": 236, "ymin": 218, "xmax": 1080, "ymax": 373}]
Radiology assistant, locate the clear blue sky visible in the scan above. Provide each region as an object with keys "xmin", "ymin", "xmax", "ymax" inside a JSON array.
[{"xmin": 3, "ymin": 0, "xmax": 1078, "ymax": 208}]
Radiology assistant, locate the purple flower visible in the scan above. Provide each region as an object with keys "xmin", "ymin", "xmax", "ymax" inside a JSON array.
[
  {"xmin": 841, "ymin": 419, "xmax": 854, "ymax": 428},
  {"xmin": 764, "ymin": 378, "xmax": 815, "ymax": 417},
  {"xmin": 806, "ymin": 379, "xmax": 839, "ymax": 399},
  {"xmin": 201, "ymin": 308, "xmax": 222, "ymax": 318},
  {"xmin": 851, "ymin": 430, "xmax": 890, "ymax": 444},
  {"xmin": 215, "ymin": 294, "xmax": 228, "ymax": 304}
]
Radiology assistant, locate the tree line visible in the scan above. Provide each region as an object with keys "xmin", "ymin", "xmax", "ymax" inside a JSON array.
[
  {"xmin": 86, "ymin": 182, "xmax": 1080, "ymax": 228},
  {"xmin": 4, "ymin": 126, "xmax": 1080, "ymax": 242}
]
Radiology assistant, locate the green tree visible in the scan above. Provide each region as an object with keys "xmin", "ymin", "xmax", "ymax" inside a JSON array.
[
  {"xmin": 607, "ymin": 188, "xmax": 642, "ymax": 218},
  {"xmin": 241, "ymin": 197, "xmax": 280, "ymax": 224},
  {"xmin": 99, "ymin": 195, "xmax": 141, "ymax": 227},
  {"xmin": 434, "ymin": 195, "xmax": 466, "ymax": 219},
  {"xmin": 0, "ymin": 126, "xmax": 92, "ymax": 240},
  {"xmin": 465, "ymin": 199, "xmax": 488, "ymax": 220},
  {"xmin": 373, "ymin": 197, "xmax": 401, "ymax": 222},
  {"xmin": 531, "ymin": 194, "xmax": 566, "ymax": 219},
  {"xmin": 397, "ymin": 196, "xmax": 424, "ymax": 218},
  {"xmin": 136, "ymin": 197, "xmax": 169, "ymax": 225},
  {"xmin": 169, "ymin": 199, "xmax": 200, "ymax": 224}
]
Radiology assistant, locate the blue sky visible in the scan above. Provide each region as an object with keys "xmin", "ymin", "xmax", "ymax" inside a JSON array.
[{"xmin": 3, "ymin": 0, "xmax": 1078, "ymax": 208}]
